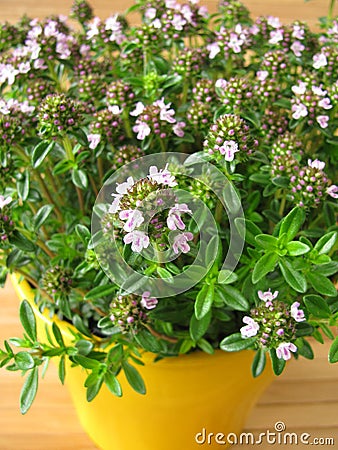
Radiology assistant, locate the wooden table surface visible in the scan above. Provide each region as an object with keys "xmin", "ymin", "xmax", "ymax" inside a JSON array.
[{"xmin": 1, "ymin": 1, "xmax": 338, "ymax": 449}]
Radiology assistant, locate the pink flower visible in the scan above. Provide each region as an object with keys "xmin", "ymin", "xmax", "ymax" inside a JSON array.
[
  {"xmin": 207, "ymin": 42, "xmax": 221, "ymax": 59},
  {"xmin": 318, "ymin": 98, "xmax": 332, "ymax": 110},
  {"xmin": 316, "ymin": 115, "xmax": 329, "ymax": 128},
  {"xmin": 228, "ymin": 33, "xmax": 244, "ymax": 53},
  {"xmin": 256, "ymin": 70, "xmax": 269, "ymax": 81},
  {"xmin": 291, "ymin": 41, "xmax": 305, "ymax": 57},
  {"xmin": 148, "ymin": 164, "xmax": 177, "ymax": 187},
  {"xmin": 291, "ymin": 81, "xmax": 307, "ymax": 95},
  {"xmin": 292, "ymin": 103, "xmax": 308, "ymax": 119},
  {"xmin": 173, "ymin": 121, "xmax": 186, "ymax": 137},
  {"xmin": 172, "ymin": 232, "xmax": 194, "ymax": 254},
  {"xmin": 327, "ymin": 185, "xmax": 338, "ymax": 199},
  {"xmin": 88, "ymin": 133, "xmax": 101, "ymax": 150},
  {"xmin": 219, "ymin": 140, "xmax": 239, "ymax": 162},
  {"xmin": 141, "ymin": 291, "xmax": 158, "ymax": 309},
  {"xmin": 308, "ymin": 159, "xmax": 325, "ymax": 170},
  {"xmin": 145, "ymin": 8, "xmax": 157, "ymax": 20},
  {"xmin": 240, "ymin": 316, "xmax": 259, "ymax": 338},
  {"xmin": 167, "ymin": 203, "xmax": 191, "ymax": 231},
  {"xmin": 133, "ymin": 122, "xmax": 151, "ymax": 140},
  {"xmin": 119, "ymin": 209, "xmax": 144, "ymax": 232},
  {"xmin": 269, "ymin": 29, "xmax": 283, "ymax": 44},
  {"xmin": 0, "ymin": 195, "xmax": 12, "ymax": 209},
  {"xmin": 313, "ymin": 53, "xmax": 327, "ymax": 69},
  {"xmin": 124, "ymin": 230, "xmax": 150, "ymax": 253},
  {"xmin": 276, "ymin": 342, "xmax": 297, "ymax": 360},
  {"xmin": 292, "ymin": 25, "xmax": 305, "ymax": 40},
  {"xmin": 290, "ymin": 302, "xmax": 306, "ymax": 322},
  {"xmin": 130, "ymin": 101, "xmax": 145, "ymax": 117},
  {"xmin": 171, "ymin": 14, "xmax": 186, "ymax": 31},
  {"xmin": 258, "ymin": 289, "xmax": 279, "ymax": 303}
]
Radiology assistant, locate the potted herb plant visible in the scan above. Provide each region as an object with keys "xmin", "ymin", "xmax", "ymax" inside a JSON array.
[{"xmin": 0, "ymin": 1, "xmax": 337, "ymax": 449}]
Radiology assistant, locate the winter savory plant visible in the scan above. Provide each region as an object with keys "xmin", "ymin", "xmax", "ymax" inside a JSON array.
[{"xmin": 0, "ymin": 0, "xmax": 337, "ymax": 413}]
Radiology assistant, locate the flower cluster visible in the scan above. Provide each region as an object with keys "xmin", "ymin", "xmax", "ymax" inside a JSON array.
[{"xmin": 240, "ymin": 290, "xmax": 305, "ymax": 360}]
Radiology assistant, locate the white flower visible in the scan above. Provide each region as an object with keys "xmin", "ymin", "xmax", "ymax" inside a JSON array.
[
  {"xmin": 0, "ymin": 195, "xmax": 12, "ymax": 209},
  {"xmin": 0, "ymin": 99, "xmax": 10, "ymax": 115},
  {"xmin": 318, "ymin": 98, "xmax": 332, "ymax": 110},
  {"xmin": 292, "ymin": 24, "xmax": 305, "ymax": 40},
  {"xmin": 167, "ymin": 203, "xmax": 191, "ymax": 231},
  {"xmin": 240, "ymin": 316, "xmax": 259, "ymax": 338},
  {"xmin": 88, "ymin": 134, "xmax": 101, "ymax": 150},
  {"xmin": 269, "ymin": 29, "xmax": 283, "ymax": 44},
  {"xmin": 141, "ymin": 291, "xmax": 158, "ymax": 310},
  {"xmin": 145, "ymin": 8, "xmax": 157, "ymax": 20},
  {"xmin": 256, "ymin": 70, "xmax": 269, "ymax": 81},
  {"xmin": 316, "ymin": 115, "xmax": 329, "ymax": 129},
  {"xmin": 124, "ymin": 230, "xmax": 150, "ymax": 253},
  {"xmin": 133, "ymin": 122, "xmax": 151, "ymax": 140},
  {"xmin": 207, "ymin": 42, "xmax": 221, "ymax": 59},
  {"xmin": 308, "ymin": 159, "xmax": 325, "ymax": 170},
  {"xmin": 171, "ymin": 14, "xmax": 186, "ymax": 31},
  {"xmin": 327, "ymin": 185, "xmax": 338, "ymax": 199},
  {"xmin": 228, "ymin": 33, "xmax": 244, "ymax": 53},
  {"xmin": 291, "ymin": 81, "xmax": 307, "ymax": 95},
  {"xmin": 18, "ymin": 62, "xmax": 31, "ymax": 74},
  {"xmin": 219, "ymin": 140, "xmax": 239, "ymax": 162},
  {"xmin": 87, "ymin": 17, "xmax": 101, "ymax": 39},
  {"xmin": 172, "ymin": 232, "xmax": 194, "ymax": 254},
  {"xmin": 19, "ymin": 101, "xmax": 35, "ymax": 114},
  {"xmin": 44, "ymin": 20, "xmax": 58, "ymax": 37},
  {"xmin": 312, "ymin": 85, "xmax": 327, "ymax": 96},
  {"xmin": 0, "ymin": 64, "xmax": 18, "ymax": 85},
  {"xmin": 151, "ymin": 18, "xmax": 162, "ymax": 29},
  {"xmin": 109, "ymin": 196, "xmax": 122, "ymax": 214},
  {"xmin": 291, "ymin": 41, "xmax": 305, "ymax": 57},
  {"xmin": 115, "ymin": 176, "xmax": 134, "ymax": 195},
  {"xmin": 276, "ymin": 342, "xmax": 297, "ymax": 361},
  {"xmin": 290, "ymin": 302, "xmax": 306, "ymax": 322},
  {"xmin": 313, "ymin": 53, "xmax": 327, "ymax": 69},
  {"xmin": 130, "ymin": 102, "xmax": 145, "ymax": 117},
  {"xmin": 148, "ymin": 164, "xmax": 177, "ymax": 187},
  {"xmin": 108, "ymin": 104, "xmax": 122, "ymax": 115},
  {"xmin": 119, "ymin": 209, "xmax": 144, "ymax": 232},
  {"xmin": 267, "ymin": 16, "xmax": 281, "ymax": 28},
  {"xmin": 292, "ymin": 103, "xmax": 308, "ymax": 119},
  {"xmin": 215, "ymin": 78, "xmax": 227, "ymax": 89},
  {"xmin": 258, "ymin": 289, "xmax": 279, "ymax": 302}
]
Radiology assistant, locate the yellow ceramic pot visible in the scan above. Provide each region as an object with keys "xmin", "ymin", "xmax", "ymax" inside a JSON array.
[{"xmin": 11, "ymin": 273, "xmax": 274, "ymax": 450}]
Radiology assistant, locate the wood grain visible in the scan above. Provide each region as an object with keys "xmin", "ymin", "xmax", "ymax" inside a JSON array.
[{"xmin": 1, "ymin": 1, "xmax": 338, "ymax": 449}]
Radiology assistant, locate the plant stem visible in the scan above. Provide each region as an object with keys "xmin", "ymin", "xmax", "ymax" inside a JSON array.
[
  {"xmin": 215, "ymin": 200, "xmax": 223, "ymax": 223},
  {"xmin": 62, "ymin": 136, "xmax": 74, "ymax": 161},
  {"xmin": 122, "ymin": 109, "xmax": 133, "ymax": 139},
  {"xmin": 144, "ymin": 324, "xmax": 178, "ymax": 343},
  {"xmin": 97, "ymin": 157, "xmax": 104, "ymax": 184},
  {"xmin": 278, "ymin": 191, "xmax": 287, "ymax": 217},
  {"xmin": 88, "ymin": 173, "xmax": 99, "ymax": 197},
  {"xmin": 76, "ymin": 186, "xmax": 85, "ymax": 215},
  {"xmin": 14, "ymin": 268, "xmax": 55, "ymax": 303},
  {"xmin": 328, "ymin": 0, "xmax": 336, "ymax": 22},
  {"xmin": 36, "ymin": 172, "xmax": 63, "ymax": 222}
]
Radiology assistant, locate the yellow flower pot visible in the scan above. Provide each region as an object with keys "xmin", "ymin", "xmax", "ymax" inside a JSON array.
[{"xmin": 11, "ymin": 273, "xmax": 274, "ymax": 450}]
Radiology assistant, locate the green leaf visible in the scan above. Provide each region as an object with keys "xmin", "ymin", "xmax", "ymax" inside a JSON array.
[
  {"xmin": 314, "ymin": 231, "xmax": 337, "ymax": 255},
  {"xmin": 86, "ymin": 376, "xmax": 104, "ymax": 402},
  {"xmin": 85, "ymin": 284, "xmax": 116, "ymax": 300},
  {"xmin": 17, "ymin": 170, "xmax": 30, "ymax": 201},
  {"xmin": 104, "ymin": 371, "xmax": 122, "ymax": 397},
  {"xmin": 218, "ymin": 285, "xmax": 250, "ymax": 311},
  {"xmin": 329, "ymin": 337, "xmax": 338, "ymax": 363},
  {"xmin": 72, "ymin": 169, "xmax": 88, "ymax": 190},
  {"xmin": 313, "ymin": 261, "xmax": 338, "ymax": 276},
  {"xmin": 197, "ymin": 338, "xmax": 214, "ymax": 354},
  {"xmin": 279, "ymin": 259, "xmax": 307, "ymax": 293},
  {"xmin": 189, "ymin": 310, "xmax": 211, "ymax": 342},
  {"xmin": 52, "ymin": 322, "xmax": 65, "ymax": 347},
  {"xmin": 279, "ymin": 207, "xmax": 305, "ymax": 242},
  {"xmin": 72, "ymin": 128, "xmax": 89, "ymax": 146},
  {"xmin": 53, "ymin": 159, "xmax": 75, "ymax": 175},
  {"xmin": 15, "ymin": 352, "xmax": 35, "ymax": 370},
  {"xmin": 303, "ymin": 294, "xmax": 331, "ymax": 319},
  {"xmin": 255, "ymin": 234, "xmax": 278, "ymax": 250},
  {"xmin": 33, "ymin": 205, "xmax": 54, "ymax": 229},
  {"xmin": 72, "ymin": 355, "xmax": 101, "ymax": 369},
  {"xmin": 20, "ymin": 367, "xmax": 38, "ymax": 414},
  {"xmin": 286, "ymin": 241, "xmax": 311, "ymax": 256},
  {"xmin": 251, "ymin": 349, "xmax": 266, "ymax": 377},
  {"xmin": 269, "ymin": 349, "xmax": 286, "ymax": 376},
  {"xmin": 75, "ymin": 224, "xmax": 91, "ymax": 244},
  {"xmin": 307, "ymin": 271, "xmax": 337, "ymax": 297},
  {"xmin": 295, "ymin": 338, "xmax": 314, "ymax": 360},
  {"xmin": 122, "ymin": 361, "xmax": 146, "ymax": 395},
  {"xmin": 220, "ymin": 333, "xmax": 256, "ymax": 352},
  {"xmin": 156, "ymin": 267, "xmax": 174, "ymax": 282},
  {"xmin": 194, "ymin": 284, "xmax": 214, "ymax": 319},
  {"xmin": 19, "ymin": 300, "xmax": 37, "ymax": 342},
  {"xmin": 59, "ymin": 355, "xmax": 66, "ymax": 384},
  {"xmin": 134, "ymin": 330, "xmax": 163, "ymax": 353},
  {"xmin": 32, "ymin": 141, "xmax": 55, "ymax": 168},
  {"xmin": 75, "ymin": 340, "xmax": 94, "ymax": 356},
  {"xmin": 217, "ymin": 269, "xmax": 238, "ymax": 284},
  {"xmin": 9, "ymin": 231, "xmax": 36, "ymax": 253},
  {"xmin": 252, "ymin": 252, "xmax": 278, "ymax": 283}
]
